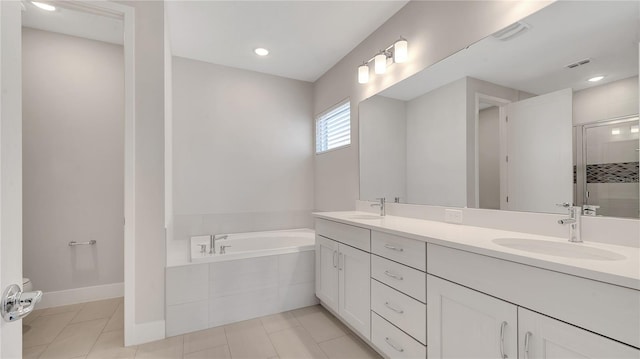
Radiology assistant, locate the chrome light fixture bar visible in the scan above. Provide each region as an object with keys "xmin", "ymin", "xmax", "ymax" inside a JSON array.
[{"xmin": 358, "ymin": 37, "xmax": 408, "ymax": 84}]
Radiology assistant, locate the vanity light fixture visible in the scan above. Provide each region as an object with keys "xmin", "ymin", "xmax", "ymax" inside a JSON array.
[
  {"xmin": 588, "ymin": 75, "xmax": 604, "ymax": 82},
  {"xmin": 31, "ymin": 1, "xmax": 56, "ymax": 11},
  {"xmin": 357, "ymin": 37, "xmax": 408, "ymax": 84},
  {"xmin": 254, "ymin": 48, "xmax": 269, "ymax": 56}
]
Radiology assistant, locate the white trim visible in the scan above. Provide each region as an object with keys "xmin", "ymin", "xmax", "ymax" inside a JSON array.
[
  {"xmin": 38, "ymin": 282, "xmax": 124, "ymax": 309},
  {"xmin": 129, "ymin": 320, "xmax": 166, "ymax": 346}
]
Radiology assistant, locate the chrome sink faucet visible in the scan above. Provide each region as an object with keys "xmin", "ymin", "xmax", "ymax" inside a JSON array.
[
  {"xmin": 371, "ymin": 197, "xmax": 386, "ymax": 216},
  {"xmin": 556, "ymin": 203, "xmax": 582, "ymax": 243},
  {"xmin": 209, "ymin": 234, "xmax": 228, "ymax": 254}
]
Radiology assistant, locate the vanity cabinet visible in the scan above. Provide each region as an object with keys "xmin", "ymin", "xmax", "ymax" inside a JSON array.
[
  {"xmin": 315, "ymin": 219, "xmax": 371, "ymax": 339},
  {"xmin": 427, "ymin": 274, "xmax": 518, "ymax": 359},
  {"xmin": 427, "ymin": 243, "xmax": 640, "ymax": 358},
  {"xmin": 370, "ymin": 231, "xmax": 427, "ymax": 358}
]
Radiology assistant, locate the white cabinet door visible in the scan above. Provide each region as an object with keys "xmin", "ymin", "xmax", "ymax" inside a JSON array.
[
  {"xmin": 339, "ymin": 244, "xmax": 371, "ymax": 340},
  {"xmin": 427, "ymin": 275, "xmax": 517, "ymax": 359},
  {"xmin": 518, "ymin": 308, "xmax": 640, "ymax": 359},
  {"xmin": 315, "ymin": 235, "xmax": 339, "ymax": 312}
]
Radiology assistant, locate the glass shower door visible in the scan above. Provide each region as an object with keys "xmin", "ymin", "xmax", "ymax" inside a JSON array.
[{"xmin": 583, "ymin": 117, "xmax": 639, "ymax": 218}]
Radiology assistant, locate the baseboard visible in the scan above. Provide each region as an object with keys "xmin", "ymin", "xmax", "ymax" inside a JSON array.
[
  {"xmin": 38, "ymin": 282, "xmax": 124, "ymax": 309},
  {"xmin": 127, "ymin": 320, "xmax": 166, "ymax": 346}
]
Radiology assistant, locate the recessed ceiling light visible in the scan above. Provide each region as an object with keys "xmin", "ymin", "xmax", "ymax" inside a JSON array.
[
  {"xmin": 588, "ymin": 76, "xmax": 604, "ymax": 82},
  {"xmin": 254, "ymin": 48, "xmax": 269, "ymax": 56},
  {"xmin": 31, "ymin": 1, "xmax": 56, "ymax": 11}
]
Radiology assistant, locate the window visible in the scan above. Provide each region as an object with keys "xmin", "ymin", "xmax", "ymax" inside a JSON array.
[{"xmin": 315, "ymin": 100, "xmax": 351, "ymax": 154}]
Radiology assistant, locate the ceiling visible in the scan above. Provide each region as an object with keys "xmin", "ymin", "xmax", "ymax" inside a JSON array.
[
  {"xmin": 22, "ymin": 1, "xmax": 124, "ymax": 45},
  {"xmin": 381, "ymin": 1, "xmax": 639, "ymax": 101},
  {"xmin": 166, "ymin": 1, "xmax": 408, "ymax": 82}
]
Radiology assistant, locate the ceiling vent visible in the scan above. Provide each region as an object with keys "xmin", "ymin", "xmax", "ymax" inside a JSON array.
[
  {"xmin": 565, "ymin": 58, "xmax": 591, "ymax": 69},
  {"xmin": 492, "ymin": 21, "xmax": 531, "ymax": 41}
]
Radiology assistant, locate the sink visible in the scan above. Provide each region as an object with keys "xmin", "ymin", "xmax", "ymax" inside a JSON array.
[
  {"xmin": 347, "ymin": 214, "xmax": 383, "ymax": 220},
  {"xmin": 492, "ymin": 238, "xmax": 626, "ymax": 261}
]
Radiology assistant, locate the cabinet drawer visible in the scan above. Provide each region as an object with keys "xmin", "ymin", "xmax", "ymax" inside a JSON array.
[
  {"xmin": 316, "ymin": 218, "xmax": 370, "ymax": 252},
  {"xmin": 371, "ymin": 279, "xmax": 426, "ymax": 344},
  {"xmin": 371, "ymin": 255, "xmax": 425, "ymax": 303},
  {"xmin": 371, "ymin": 312, "xmax": 426, "ymax": 359},
  {"xmin": 371, "ymin": 231, "xmax": 426, "ymax": 271}
]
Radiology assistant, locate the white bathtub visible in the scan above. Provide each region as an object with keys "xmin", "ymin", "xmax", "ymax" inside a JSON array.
[
  {"xmin": 190, "ymin": 228, "xmax": 315, "ymax": 263},
  {"xmin": 166, "ymin": 228, "xmax": 318, "ymax": 336}
]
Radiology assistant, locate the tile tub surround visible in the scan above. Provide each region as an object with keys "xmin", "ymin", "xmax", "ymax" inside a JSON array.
[
  {"xmin": 315, "ymin": 211, "xmax": 640, "ymax": 290},
  {"xmin": 166, "ymin": 250, "xmax": 318, "ymax": 337},
  {"xmin": 25, "ymin": 300, "xmax": 378, "ymax": 359}
]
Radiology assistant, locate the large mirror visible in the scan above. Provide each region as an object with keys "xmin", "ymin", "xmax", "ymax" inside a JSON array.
[{"xmin": 359, "ymin": 1, "xmax": 639, "ymax": 218}]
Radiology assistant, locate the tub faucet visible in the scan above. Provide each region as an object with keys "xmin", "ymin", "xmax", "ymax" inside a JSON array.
[
  {"xmin": 371, "ymin": 198, "xmax": 386, "ymax": 216},
  {"xmin": 209, "ymin": 234, "xmax": 228, "ymax": 254},
  {"xmin": 556, "ymin": 203, "xmax": 582, "ymax": 243}
]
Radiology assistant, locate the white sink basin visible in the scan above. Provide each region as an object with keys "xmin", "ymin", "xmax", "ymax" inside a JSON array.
[
  {"xmin": 492, "ymin": 238, "xmax": 626, "ymax": 261},
  {"xmin": 348, "ymin": 214, "xmax": 383, "ymax": 220}
]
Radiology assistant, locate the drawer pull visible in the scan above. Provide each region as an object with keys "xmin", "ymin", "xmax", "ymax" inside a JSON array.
[
  {"xmin": 384, "ymin": 337, "xmax": 404, "ymax": 352},
  {"xmin": 384, "ymin": 244, "xmax": 404, "ymax": 252},
  {"xmin": 500, "ymin": 321, "xmax": 508, "ymax": 359},
  {"xmin": 384, "ymin": 301, "xmax": 404, "ymax": 314},
  {"xmin": 384, "ymin": 270, "xmax": 403, "ymax": 280}
]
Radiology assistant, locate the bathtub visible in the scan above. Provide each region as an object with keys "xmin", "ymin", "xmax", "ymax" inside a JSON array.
[
  {"xmin": 166, "ymin": 228, "xmax": 318, "ymax": 336},
  {"xmin": 189, "ymin": 228, "xmax": 315, "ymax": 263}
]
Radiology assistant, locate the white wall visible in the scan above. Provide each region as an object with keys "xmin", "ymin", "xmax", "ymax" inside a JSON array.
[
  {"xmin": 170, "ymin": 57, "xmax": 313, "ymax": 265},
  {"xmin": 312, "ymin": 1, "xmax": 551, "ymax": 211},
  {"xmin": 22, "ymin": 28, "xmax": 124, "ymax": 293},
  {"xmin": 574, "ymin": 76, "xmax": 639, "ymax": 125},
  {"xmin": 359, "ymin": 95, "xmax": 406, "ymax": 202},
  {"xmin": 406, "ymin": 78, "xmax": 467, "ymax": 206},
  {"xmin": 116, "ymin": 0, "xmax": 166, "ymax": 328}
]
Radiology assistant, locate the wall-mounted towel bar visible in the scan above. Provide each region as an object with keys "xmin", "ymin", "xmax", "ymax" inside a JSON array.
[{"xmin": 68, "ymin": 240, "xmax": 97, "ymax": 246}]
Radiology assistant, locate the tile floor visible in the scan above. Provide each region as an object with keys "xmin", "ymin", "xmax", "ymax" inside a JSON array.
[{"xmin": 23, "ymin": 298, "xmax": 381, "ymax": 359}]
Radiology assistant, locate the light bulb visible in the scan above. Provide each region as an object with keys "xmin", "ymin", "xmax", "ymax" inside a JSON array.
[
  {"xmin": 394, "ymin": 39, "xmax": 408, "ymax": 63},
  {"xmin": 374, "ymin": 53, "xmax": 387, "ymax": 74},
  {"xmin": 254, "ymin": 48, "xmax": 269, "ymax": 56},
  {"xmin": 32, "ymin": 1, "xmax": 56, "ymax": 11},
  {"xmin": 358, "ymin": 64, "xmax": 369, "ymax": 84}
]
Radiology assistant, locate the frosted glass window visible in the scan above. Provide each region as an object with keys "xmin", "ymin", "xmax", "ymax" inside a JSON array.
[{"xmin": 316, "ymin": 100, "xmax": 351, "ymax": 154}]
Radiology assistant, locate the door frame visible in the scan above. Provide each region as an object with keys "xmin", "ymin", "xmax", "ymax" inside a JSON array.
[
  {"xmin": 0, "ymin": 0, "xmax": 137, "ymax": 352},
  {"xmin": 474, "ymin": 93, "xmax": 511, "ymax": 209}
]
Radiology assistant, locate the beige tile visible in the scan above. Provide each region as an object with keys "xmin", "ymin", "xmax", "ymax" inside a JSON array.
[
  {"xmin": 260, "ymin": 312, "xmax": 300, "ymax": 334},
  {"xmin": 40, "ymin": 318, "xmax": 108, "ymax": 359},
  {"xmin": 86, "ymin": 330, "xmax": 137, "ymax": 359},
  {"xmin": 295, "ymin": 308, "xmax": 346, "ymax": 343},
  {"xmin": 225, "ymin": 321, "xmax": 277, "ymax": 359},
  {"xmin": 183, "ymin": 327, "xmax": 227, "ymax": 354},
  {"xmin": 223, "ymin": 318, "xmax": 264, "ymax": 334},
  {"xmin": 103, "ymin": 302, "xmax": 124, "ymax": 333},
  {"xmin": 184, "ymin": 345, "xmax": 231, "ymax": 359},
  {"xmin": 135, "ymin": 335, "xmax": 183, "ymax": 358},
  {"xmin": 71, "ymin": 298, "xmax": 121, "ymax": 324},
  {"xmin": 269, "ymin": 326, "xmax": 327, "ymax": 359},
  {"xmin": 23, "ymin": 344, "xmax": 47, "ymax": 359},
  {"xmin": 291, "ymin": 305, "xmax": 322, "ymax": 318},
  {"xmin": 23, "ymin": 308, "xmax": 44, "ymax": 326},
  {"xmin": 23, "ymin": 311, "xmax": 77, "ymax": 348},
  {"xmin": 319, "ymin": 336, "xmax": 381, "ymax": 359},
  {"xmin": 42, "ymin": 302, "xmax": 86, "ymax": 317}
]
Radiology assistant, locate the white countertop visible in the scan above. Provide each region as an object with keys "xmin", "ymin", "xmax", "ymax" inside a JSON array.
[{"xmin": 313, "ymin": 211, "xmax": 640, "ymax": 290}]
